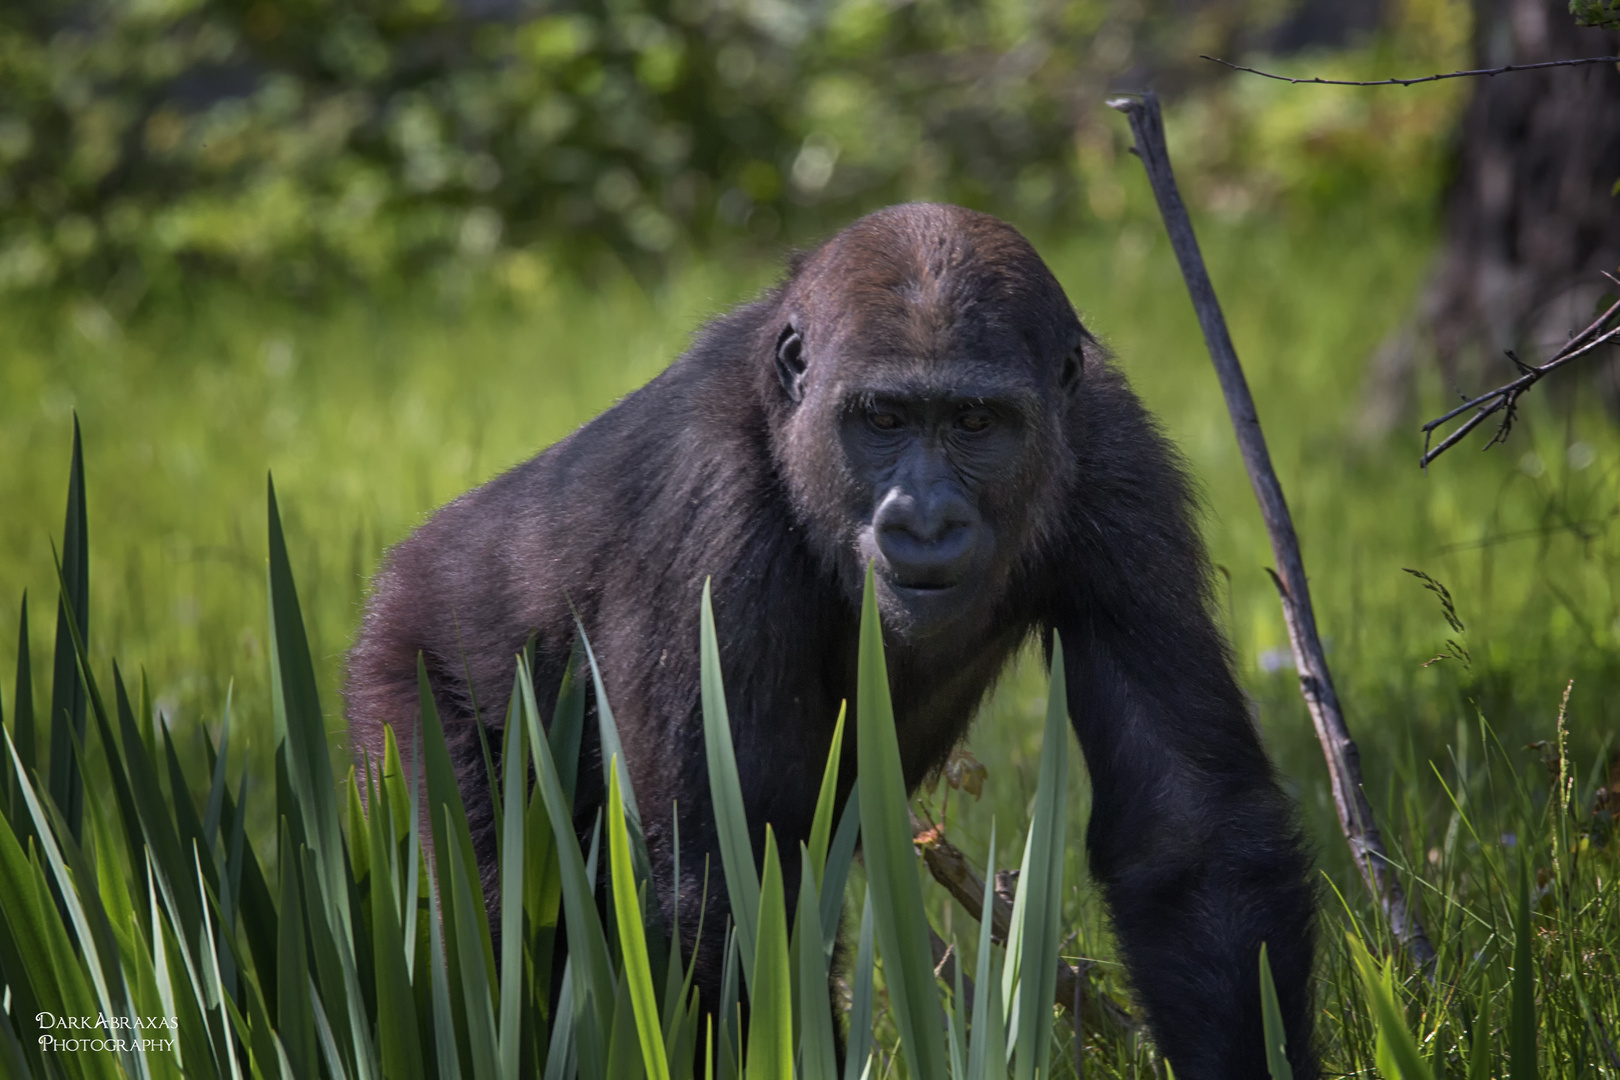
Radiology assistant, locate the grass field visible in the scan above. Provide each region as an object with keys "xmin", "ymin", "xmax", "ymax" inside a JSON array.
[{"xmin": 3, "ymin": 192, "xmax": 1618, "ymax": 1074}]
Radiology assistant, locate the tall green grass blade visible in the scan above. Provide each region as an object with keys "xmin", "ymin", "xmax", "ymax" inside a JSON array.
[
  {"xmin": 0, "ymin": 641, "xmax": 5, "ymax": 820},
  {"xmin": 699, "ymin": 580, "xmax": 760, "ymax": 987},
  {"xmin": 366, "ymin": 757, "xmax": 425, "ymax": 1080},
  {"xmin": 416, "ymin": 654, "xmax": 497, "ymax": 998},
  {"xmin": 577, "ymin": 621, "xmax": 654, "ymax": 881},
  {"xmin": 609, "ymin": 756, "xmax": 673, "ymax": 1080},
  {"xmin": 146, "ymin": 861, "xmax": 187, "ymax": 1077},
  {"xmin": 40, "ymin": 777, "xmax": 151, "ymax": 1080},
  {"xmin": 426, "ymin": 855, "xmax": 466, "ymax": 1080},
  {"xmin": 0, "ymin": 1007, "xmax": 29, "ymax": 1080},
  {"xmin": 195, "ymin": 848, "xmax": 244, "ymax": 1080},
  {"xmin": 1001, "ymin": 634, "xmax": 1069, "ymax": 1080},
  {"xmin": 947, "ymin": 938, "xmax": 968, "ymax": 1080},
  {"xmin": 516, "ymin": 655, "xmax": 617, "ymax": 1061},
  {"xmin": 1259, "ymin": 943, "xmax": 1293, "ymax": 1080},
  {"xmin": 577, "ymin": 621, "xmax": 668, "ymax": 982},
  {"xmin": 277, "ymin": 822, "xmax": 317, "ymax": 1079},
  {"xmin": 201, "ymin": 683, "xmax": 234, "ymax": 849},
  {"xmin": 160, "ymin": 720, "xmax": 219, "ymax": 895},
  {"xmin": 267, "ymin": 477, "xmax": 355, "ymax": 956},
  {"xmin": 818, "ymin": 791, "xmax": 860, "ymax": 955},
  {"xmin": 604, "ymin": 963, "xmax": 644, "ymax": 1080},
  {"xmin": 1347, "ymin": 933, "xmax": 1434, "ymax": 1080},
  {"xmin": 213, "ymin": 766, "xmax": 278, "ymax": 1013},
  {"xmin": 9, "ymin": 721, "xmax": 143, "ymax": 1078},
  {"xmin": 747, "ymin": 827, "xmax": 793, "ymax": 1078},
  {"xmin": 1467, "ymin": 991, "xmax": 1491, "ymax": 1080},
  {"xmin": 795, "ymin": 845, "xmax": 839, "ymax": 1080},
  {"xmin": 311, "ymin": 979, "xmax": 356, "ymax": 1080},
  {"xmin": 100, "ymin": 664, "xmax": 155, "ymax": 936},
  {"xmin": 497, "ymin": 685, "xmax": 529, "ymax": 1080},
  {"xmin": 31, "ymin": 846, "xmax": 122, "ymax": 1080},
  {"xmin": 855, "ymin": 563, "xmax": 947, "ymax": 1078},
  {"xmin": 0, "ymin": 742, "xmax": 65, "ymax": 1068},
  {"xmin": 300, "ymin": 842, "xmax": 371, "ymax": 1080},
  {"xmin": 551, "ymin": 637, "xmax": 588, "ymax": 805},
  {"xmin": 717, "ymin": 927, "xmax": 741, "ymax": 1080},
  {"xmin": 447, "ymin": 803, "xmax": 502, "ymax": 1080},
  {"xmin": 844, "ymin": 892, "xmax": 876, "ymax": 1080},
  {"xmin": 545, "ymin": 961, "xmax": 579, "ymax": 1080},
  {"xmin": 7, "ymin": 591, "xmax": 33, "ymax": 826},
  {"xmin": 1509, "ymin": 850, "xmax": 1537, "ymax": 1080},
  {"xmin": 48, "ymin": 416, "xmax": 89, "ymax": 843},
  {"xmin": 967, "ymin": 826, "xmax": 1005, "ymax": 1080},
  {"xmin": 806, "ymin": 705, "xmax": 846, "ymax": 888}
]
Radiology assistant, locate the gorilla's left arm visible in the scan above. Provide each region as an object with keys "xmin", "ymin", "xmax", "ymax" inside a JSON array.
[{"xmin": 1049, "ymin": 368, "xmax": 1318, "ymax": 1080}]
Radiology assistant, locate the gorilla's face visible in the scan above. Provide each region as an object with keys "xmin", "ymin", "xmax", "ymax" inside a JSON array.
[
  {"xmin": 832, "ymin": 371, "xmax": 1040, "ymax": 636},
  {"xmin": 767, "ymin": 206, "xmax": 1083, "ymax": 640}
]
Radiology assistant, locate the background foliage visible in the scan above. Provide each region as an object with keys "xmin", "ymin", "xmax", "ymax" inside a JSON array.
[{"xmin": 2, "ymin": 0, "xmax": 1471, "ymax": 301}]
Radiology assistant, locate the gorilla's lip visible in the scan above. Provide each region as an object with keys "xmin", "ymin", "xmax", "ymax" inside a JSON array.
[{"xmin": 889, "ymin": 580, "xmax": 960, "ymax": 596}]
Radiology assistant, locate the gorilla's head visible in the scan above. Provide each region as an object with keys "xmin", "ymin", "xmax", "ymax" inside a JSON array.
[{"xmin": 765, "ymin": 203, "xmax": 1090, "ymax": 639}]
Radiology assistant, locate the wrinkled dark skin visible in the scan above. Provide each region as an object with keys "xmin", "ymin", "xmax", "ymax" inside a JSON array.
[{"xmin": 346, "ymin": 203, "xmax": 1318, "ymax": 1079}]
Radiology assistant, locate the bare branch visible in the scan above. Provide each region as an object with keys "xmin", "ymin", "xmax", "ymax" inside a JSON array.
[
  {"xmin": 1107, "ymin": 90, "xmax": 1438, "ymax": 971},
  {"xmin": 912, "ymin": 813, "xmax": 1137, "ymax": 1035},
  {"xmin": 1201, "ymin": 53, "xmax": 1620, "ymax": 87},
  {"xmin": 1420, "ymin": 290, "xmax": 1620, "ymax": 468}
]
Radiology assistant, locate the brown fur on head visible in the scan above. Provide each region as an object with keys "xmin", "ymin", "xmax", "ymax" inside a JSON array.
[{"xmin": 762, "ymin": 203, "xmax": 1089, "ymax": 637}]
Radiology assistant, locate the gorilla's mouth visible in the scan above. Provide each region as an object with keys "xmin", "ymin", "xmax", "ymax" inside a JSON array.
[{"xmin": 892, "ymin": 581, "xmax": 957, "ymax": 595}]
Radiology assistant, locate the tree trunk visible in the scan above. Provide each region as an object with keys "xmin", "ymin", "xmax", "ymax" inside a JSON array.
[{"xmin": 1361, "ymin": 0, "xmax": 1620, "ymax": 433}]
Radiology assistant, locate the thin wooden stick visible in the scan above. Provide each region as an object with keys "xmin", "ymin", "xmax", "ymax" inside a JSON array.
[
  {"xmin": 911, "ymin": 814, "xmax": 1137, "ymax": 1034},
  {"xmin": 1107, "ymin": 91, "xmax": 1437, "ymax": 970},
  {"xmin": 1201, "ymin": 53, "xmax": 1620, "ymax": 87}
]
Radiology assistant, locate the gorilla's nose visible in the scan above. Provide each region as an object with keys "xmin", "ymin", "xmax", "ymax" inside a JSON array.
[{"xmin": 873, "ymin": 486, "xmax": 977, "ymax": 587}]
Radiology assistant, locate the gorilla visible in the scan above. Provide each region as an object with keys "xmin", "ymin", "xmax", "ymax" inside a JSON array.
[{"xmin": 346, "ymin": 203, "xmax": 1317, "ymax": 1079}]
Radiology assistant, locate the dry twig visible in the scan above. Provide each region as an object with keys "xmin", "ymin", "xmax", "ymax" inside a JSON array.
[
  {"xmin": 911, "ymin": 814, "xmax": 1137, "ymax": 1036},
  {"xmin": 1106, "ymin": 91, "xmax": 1438, "ymax": 970},
  {"xmin": 1201, "ymin": 53, "xmax": 1620, "ymax": 87},
  {"xmin": 1420, "ymin": 283, "xmax": 1620, "ymax": 467}
]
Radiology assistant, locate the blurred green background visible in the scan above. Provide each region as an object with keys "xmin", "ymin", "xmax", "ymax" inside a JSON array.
[{"xmin": 2, "ymin": 0, "xmax": 1618, "ymax": 1044}]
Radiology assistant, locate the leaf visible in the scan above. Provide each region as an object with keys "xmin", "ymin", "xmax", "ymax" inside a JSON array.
[
  {"xmin": 267, "ymin": 477, "xmax": 352, "ymax": 945},
  {"xmin": 1005, "ymin": 633, "xmax": 1069, "ymax": 1080},
  {"xmin": 366, "ymin": 757, "xmax": 425, "ymax": 1080},
  {"xmin": 416, "ymin": 654, "xmax": 497, "ymax": 1009},
  {"xmin": 277, "ymin": 823, "xmax": 317, "ymax": 1080},
  {"xmin": 746, "ymin": 827, "xmax": 793, "ymax": 1079},
  {"xmin": 498, "ymin": 682, "xmax": 528, "ymax": 1080},
  {"xmin": 48, "ymin": 416, "xmax": 89, "ymax": 843},
  {"xmin": 699, "ymin": 580, "xmax": 760, "ymax": 987},
  {"xmin": 609, "ymin": 756, "xmax": 672, "ymax": 1080},
  {"xmin": 854, "ymin": 564, "xmax": 948, "ymax": 1078},
  {"xmin": 805, "ymin": 704, "xmax": 846, "ymax": 889},
  {"xmin": 1347, "ymin": 933, "xmax": 1434, "ymax": 1080},
  {"xmin": 516, "ymin": 655, "xmax": 616, "ymax": 1062},
  {"xmin": 818, "ymin": 791, "xmax": 860, "ymax": 957},
  {"xmin": 843, "ymin": 893, "xmax": 877, "ymax": 1080},
  {"xmin": 966, "ymin": 824, "xmax": 1005, "ymax": 1080},
  {"xmin": 1259, "ymin": 943, "xmax": 1292, "ymax": 1080},
  {"xmin": 1509, "ymin": 851, "xmax": 1537, "ymax": 1080},
  {"xmin": 446, "ymin": 804, "xmax": 502, "ymax": 1080},
  {"xmin": 795, "ymin": 846, "xmax": 839, "ymax": 1080},
  {"xmin": 7, "ymin": 591, "xmax": 32, "ymax": 828}
]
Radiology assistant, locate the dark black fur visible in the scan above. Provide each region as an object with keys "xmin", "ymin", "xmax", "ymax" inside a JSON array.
[{"xmin": 346, "ymin": 203, "xmax": 1317, "ymax": 1078}]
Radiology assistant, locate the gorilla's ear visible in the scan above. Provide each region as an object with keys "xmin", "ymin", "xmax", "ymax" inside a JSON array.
[
  {"xmin": 1060, "ymin": 344, "xmax": 1083, "ymax": 394},
  {"xmin": 775, "ymin": 323, "xmax": 807, "ymax": 403}
]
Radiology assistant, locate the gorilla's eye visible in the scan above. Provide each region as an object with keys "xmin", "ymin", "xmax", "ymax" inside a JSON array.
[
  {"xmin": 868, "ymin": 410, "xmax": 904, "ymax": 432},
  {"xmin": 957, "ymin": 409, "xmax": 993, "ymax": 434}
]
